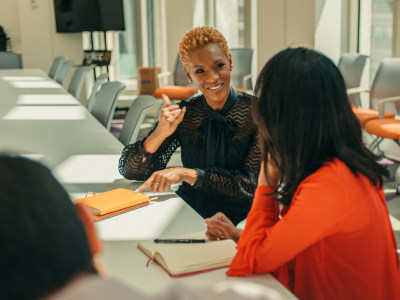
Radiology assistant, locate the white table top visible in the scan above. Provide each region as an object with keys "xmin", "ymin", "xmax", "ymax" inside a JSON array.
[
  {"xmin": 0, "ymin": 69, "xmax": 297, "ymax": 299},
  {"xmin": 0, "ymin": 68, "xmax": 206, "ymax": 240}
]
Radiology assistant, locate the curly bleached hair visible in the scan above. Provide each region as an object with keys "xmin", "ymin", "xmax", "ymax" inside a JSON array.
[{"xmin": 179, "ymin": 26, "xmax": 230, "ymax": 69}]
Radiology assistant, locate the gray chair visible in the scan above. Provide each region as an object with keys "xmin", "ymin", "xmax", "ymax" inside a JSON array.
[
  {"xmin": 91, "ymin": 81, "xmax": 126, "ymax": 130},
  {"xmin": 157, "ymin": 53, "xmax": 196, "ymax": 88},
  {"xmin": 353, "ymin": 58, "xmax": 400, "ymax": 151},
  {"xmin": 118, "ymin": 95, "xmax": 157, "ymax": 146},
  {"xmin": 67, "ymin": 66, "xmax": 93, "ymax": 99},
  {"xmin": 364, "ymin": 58, "xmax": 400, "ymax": 115},
  {"xmin": 54, "ymin": 60, "xmax": 77, "ymax": 87},
  {"xmin": 338, "ymin": 53, "xmax": 369, "ymax": 107},
  {"xmin": 230, "ymin": 48, "xmax": 254, "ymax": 91},
  {"xmin": 0, "ymin": 52, "xmax": 22, "ymax": 69},
  {"xmin": 87, "ymin": 73, "xmax": 109, "ymax": 112},
  {"xmin": 155, "ymin": 54, "xmax": 197, "ymax": 119},
  {"xmin": 48, "ymin": 56, "xmax": 67, "ymax": 79},
  {"xmin": 363, "ymin": 60, "xmax": 400, "ymax": 194}
]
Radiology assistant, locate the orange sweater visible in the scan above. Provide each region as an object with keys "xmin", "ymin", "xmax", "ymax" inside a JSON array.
[{"xmin": 227, "ymin": 158, "xmax": 400, "ymax": 300}]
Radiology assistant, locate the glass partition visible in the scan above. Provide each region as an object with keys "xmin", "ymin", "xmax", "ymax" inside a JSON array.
[
  {"xmin": 370, "ymin": 0, "xmax": 393, "ymax": 80},
  {"xmin": 118, "ymin": 0, "xmax": 137, "ymax": 80},
  {"xmin": 215, "ymin": 0, "xmax": 245, "ymax": 48}
]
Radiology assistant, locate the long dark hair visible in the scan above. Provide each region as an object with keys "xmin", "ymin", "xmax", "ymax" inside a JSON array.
[
  {"xmin": 0, "ymin": 156, "xmax": 95, "ymax": 300},
  {"xmin": 253, "ymin": 48, "xmax": 389, "ymax": 205}
]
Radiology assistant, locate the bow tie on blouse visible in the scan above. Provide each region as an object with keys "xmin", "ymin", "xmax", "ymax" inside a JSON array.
[{"xmin": 196, "ymin": 86, "xmax": 238, "ymax": 169}]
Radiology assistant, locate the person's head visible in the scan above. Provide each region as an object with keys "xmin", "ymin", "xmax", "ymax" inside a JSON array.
[
  {"xmin": 0, "ymin": 155, "xmax": 101, "ymax": 300},
  {"xmin": 179, "ymin": 26, "xmax": 233, "ymax": 107},
  {"xmin": 253, "ymin": 47, "xmax": 389, "ymax": 205}
]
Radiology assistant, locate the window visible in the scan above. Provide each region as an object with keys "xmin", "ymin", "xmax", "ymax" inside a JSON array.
[
  {"xmin": 147, "ymin": 0, "xmax": 156, "ymax": 67},
  {"xmin": 193, "ymin": 0, "xmax": 246, "ymax": 48},
  {"xmin": 215, "ymin": 0, "xmax": 245, "ymax": 48},
  {"xmin": 370, "ymin": 0, "xmax": 393, "ymax": 80},
  {"xmin": 118, "ymin": 0, "xmax": 137, "ymax": 80}
]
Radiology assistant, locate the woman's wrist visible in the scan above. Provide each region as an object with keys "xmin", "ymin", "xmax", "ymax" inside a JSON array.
[
  {"xmin": 142, "ymin": 129, "xmax": 168, "ymax": 153},
  {"xmin": 152, "ymin": 127, "xmax": 169, "ymax": 140},
  {"xmin": 233, "ymin": 228, "xmax": 243, "ymax": 243},
  {"xmin": 180, "ymin": 168, "xmax": 198, "ymax": 185}
]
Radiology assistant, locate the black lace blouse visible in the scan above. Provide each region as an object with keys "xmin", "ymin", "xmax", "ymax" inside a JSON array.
[{"xmin": 118, "ymin": 91, "xmax": 261, "ymax": 225}]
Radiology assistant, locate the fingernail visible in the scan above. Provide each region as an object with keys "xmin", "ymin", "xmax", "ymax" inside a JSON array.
[
  {"xmin": 134, "ymin": 189, "xmax": 139, "ymax": 193},
  {"xmin": 183, "ymin": 106, "xmax": 186, "ymax": 111}
]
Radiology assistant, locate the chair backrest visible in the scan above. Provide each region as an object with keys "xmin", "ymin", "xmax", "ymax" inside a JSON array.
[
  {"xmin": 48, "ymin": 56, "xmax": 67, "ymax": 79},
  {"xmin": 118, "ymin": 95, "xmax": 157, "ymax": 146},
  {"xmin": 54, "ymin": 60, "xmax": 76, "ymax": 87},
  {"xmin": 230, "ymin": 48, "xmax": 253, "ymax": 90},
  {"xmin": 370, "ymin": 58, "xmax": 400, "ymax": 114},
  {"xmin": 87, "ymin": 73, "xmax": 109, "ymax": 112},
  {"xmin": 173, "ymin": 54, "xmax": 196, "ymax": 87},
  {"xmin": 337, "ymin": 53, "xmax": 368, "ymax": 107},
  {"xmin": 67, "ymin": 66, "xmax": 93, "ymax": 99},
  {"xmin": 338, "ymin": 53, "xmax": 368, "ymax": 89},
  {"xmin": 0, "ymin": 52, "xmax": 22, "ymax": 69},
  {"xmin": 91, "ymin": 81, "xmax": 126, "ymax": 130}
]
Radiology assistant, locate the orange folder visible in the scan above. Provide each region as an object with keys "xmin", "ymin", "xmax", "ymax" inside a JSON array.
[{"xmin": 74, "ymin": 188, "xmax": 152, "ymax": 222}]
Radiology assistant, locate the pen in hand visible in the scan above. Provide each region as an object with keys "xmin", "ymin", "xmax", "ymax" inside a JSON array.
[{"xmin": 154, "ymin": 239, "xmax": 206, "ymax": 243}]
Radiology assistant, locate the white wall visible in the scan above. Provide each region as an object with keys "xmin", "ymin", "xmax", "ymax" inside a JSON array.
[
  {"xmin": 17, "ymin": 0, "xmax": 54, "ymax": 71},
  {"xmin": 257, "ymin": 0, "xmax": 315, "ymax": 73},
  {"xmin": 0, "ymin": 0, "xmax": 22, "ymax": 52},
  {"xmin": 215, "ymin": 0, "xmax": 240, "ymax": 48},
  {"xmin": 165, "ymin": 0, "xmax": 194, "ymax": 73},
  {"xmin": 0, "ymin": 0, "xmax": 84, "ymax": 99},
  {"xmin": 315, "ymin": 0, "xmax": 342, "ymax": 64},
  {"xmin": 16, "ymin": 0, "xmax": 83, "ymax": 74},
  {"xmin": 163, "ymin": 0, "xmax": 315, "ymax": 80},
  {"xmin": 0, "ymin": 0, "xmax": 83, "ymax": 77}
]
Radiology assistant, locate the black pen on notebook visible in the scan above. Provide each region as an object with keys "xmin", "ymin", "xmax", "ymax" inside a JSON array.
[{"xmin": 154, "ymin": 239, "xmax": 206, "ymax": 243}]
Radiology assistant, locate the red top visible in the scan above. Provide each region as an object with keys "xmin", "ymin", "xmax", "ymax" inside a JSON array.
[{"xmin": 227, "ymin": 158, "xmax": 400, "ymax": 300}]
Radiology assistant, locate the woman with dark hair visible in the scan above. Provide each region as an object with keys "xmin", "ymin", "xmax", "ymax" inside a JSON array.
[
  {"xmin": 205, "ymin": 48, "xmax": 400, "ymax": 299},
  {"xmin": 118, "ymin": 26, "xmax": 260, "ymax": 225}
]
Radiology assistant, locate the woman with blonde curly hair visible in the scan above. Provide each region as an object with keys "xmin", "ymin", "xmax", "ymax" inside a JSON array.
[{"xmin": 118, "ymin": 26, "xmax": 260, "ymax": 225}]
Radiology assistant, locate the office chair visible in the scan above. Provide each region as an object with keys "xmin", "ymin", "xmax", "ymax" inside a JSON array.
[
  {"xmin": 67, "ymin": 66, "xmax": 93, "ymax": 99},
  {"xmin": 350, "ymin": 58, "xmax": 400, "ymax": 129},
  {"xmin": 54, "ymin": 60, "xmax": 76, "ymax": 87},
  {"xmin": 337, "ymin": 53, "xmax": 368, "ymax": 107},
  {"xmin": 118, "ymin": 95, "xmax": 157, "ymax": 146},
  {"xmin": 230, "ymin": 47, "xmax": 254, "ymax": 93},
  {"xmin": 91, "ymin": 81, "xmax": 126, "ymax": 130},
  {"xmin": 87, "ymin": 73, "xmax": 109, "ymax": 112},
  {"xmin": 48, "ymin": 56, "xmax": 67, "ymax": 79},
  {"xmin": 155, "ymin": 53, "xmax": 198, "ymax": 101},
  {"xmin": 0, "ymin": 52, "xmax": 22, "ymax": 69}
]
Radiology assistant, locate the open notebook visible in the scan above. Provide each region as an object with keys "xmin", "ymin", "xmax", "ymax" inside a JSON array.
[{"xmin": 138, "ymin": 232, "xmax": 237, "ymax": 277}]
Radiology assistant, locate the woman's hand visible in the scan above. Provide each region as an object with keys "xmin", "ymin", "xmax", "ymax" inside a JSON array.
[
  {"xmin": 205, "ymin": 212, "xmax": 242, "ymax": 243},
  {"xmin": 258, "ymin": 154, "xmax": 281, "ymax": 187},
  {"xmin": 142, "ymin": 94, "xmax": 186, "ymax": 154},
  {"xmin": 134, "ymin": 168, "xmax": 198, "ymax": 193},
  {"xmin": 154, "ymin": 94, "xmax": 186, "ymax": 139}
]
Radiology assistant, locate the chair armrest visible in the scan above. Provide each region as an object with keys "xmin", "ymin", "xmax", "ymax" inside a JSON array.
[
  {"xmin": 346, "ymin": 87, "xmax": 370, "ymax": 95},
  {"xmin": 157, "ymin": 72, "xmax": 172, "ymax": 88},
  {"xmin": 242, "ymin": 74, "xmax": 254, "ymax": 92},
  {"xmin": 378, "ymin": 96, "xmax": 400, "ymax": 119}
]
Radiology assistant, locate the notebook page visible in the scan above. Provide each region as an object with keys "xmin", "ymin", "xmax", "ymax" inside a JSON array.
[
  {"xmin": 138, "ymin": 232, "xmax": 237, "ymax": 275},
  {"xmin": 157, "ymin": 239, "xmax": 237, "ymax": 274}
]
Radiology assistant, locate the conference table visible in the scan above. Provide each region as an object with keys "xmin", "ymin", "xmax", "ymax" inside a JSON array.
[{"xmin": 0, "ymin": 69, "xmax": 297, "ymax": 299}]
